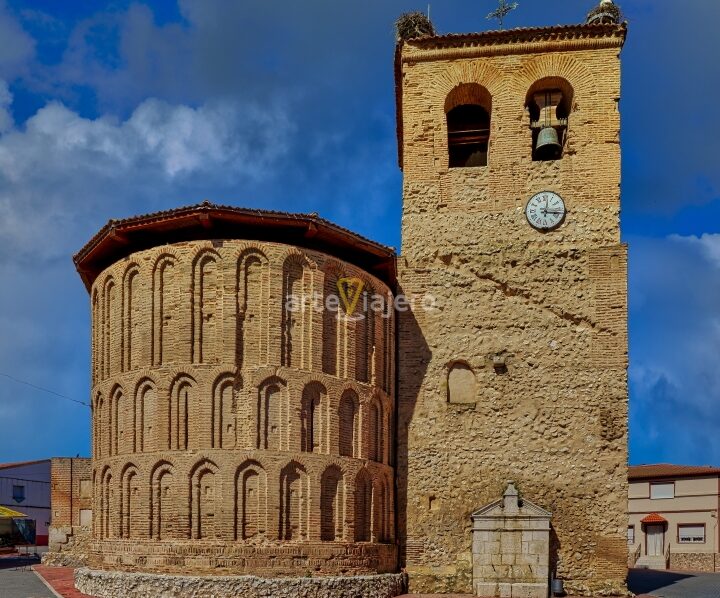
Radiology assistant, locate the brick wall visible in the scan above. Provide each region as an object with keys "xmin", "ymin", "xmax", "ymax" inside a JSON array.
[
  {"xmin": 48, "ymin": 457, "xmax": 92, "ymax": 552},
  {"xmin": 86, "ymin": 239, "xmax": 396, "ymax": 576}
]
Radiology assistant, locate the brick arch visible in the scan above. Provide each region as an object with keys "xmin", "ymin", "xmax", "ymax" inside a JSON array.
[
  {"xmin": 107, "ymin": 384, "xmax": 124, "ymax": 457},
  {"xmin": 132, "ymin": 378, "xmax": 157, "ymax": 453},
  {"xmin": 278, "ymin": 460, "xmax": 310, "ymax": 541},
  {"xmin": 514, "ymin": 53, "xmax": 597, "ymax": 105},
  {"xmin": 212, "ymin": 372, "xmax": 241, "ymax": 449},
  {"xmin": 237, "ymin": 247, "xmax": 271, "ymax": 368},
  {"xmin": 256, "ymin": 376, "xmax": 288, "ymax": 451},
  {"xmin": 91, "ymin": 289, "xmax": 100, "ymax": 383},
  {"xmin": 168, "ymin": 373, "xmax": 196, "ymax": 450},
  {"xmin": 119, "ymin": 462, "xmax": 140, "ymax": 539},
  {"xmin": 100, "ymin": 274, "xmax": 118, "ymax": 380},
  {"xmin": 354, "ymin": 468, "xmax": 373, "ymax": 542},
  {"xmin": 339, "ymin": 388, "xmax": 360, "ymax": 458},
  {"xmin": 121, "ymin": 262, "xmax": 141, "ymax": 372},
  {"xmin": 99, "ymin": 466, "xmax": 114, "ymax": 539},
  {"xmin": 234, "ymin": 459, "xmax": 267, "ymax": 540},
  {"xmin": 191, "ymin": 248, "xmax": 223, "ymax": 365},
  {"xmin": 281, "ymin": 252, "xmax": 315, "ymax": 370},
  {"xmin": 300, "ymin": 381, "xmax": 328, "ymax": 454},
  {"xmin": 353, "ymin": 275, "xmax": 376, "ymax": 384},
  {"xmin": 149, "ymin": 460, "xmax": 176, "ymax": 540},
  {"xmin": 93, "ymin": 391, "xmax": 105, "ymax": 458},
  {"xmin": 372, "ymin": 473, "xmax": 391, "ymax": 543},
  {"xmin": 151, "ymin": 252, "xmax": 183, "ymax": 366},
  {"xmin": 367, "ymin": 394, "xmax": 385, "ymax": 464},
  {"xmin": 320, "ymin": 464, "xmax": 345, "ymax": 541},
  {"xmin": 444, "ymin": 82, "xmax": 493, "ymax": 114},
  {"xmin": 321, "ymin": 259, "xmax": 346, "ymax": 377},
  {"xmin": 189, "ymin": 458, "xmax": 220, "ymax": 540},
  {"xmin": 427, "ymin": 60, "xmax": 505, "ymax": 111}
]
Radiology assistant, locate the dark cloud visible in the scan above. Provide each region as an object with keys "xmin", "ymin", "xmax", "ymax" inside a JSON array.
[{"xmin": 629, "ymin": 234, "xmax": 720, "ymax": 464}]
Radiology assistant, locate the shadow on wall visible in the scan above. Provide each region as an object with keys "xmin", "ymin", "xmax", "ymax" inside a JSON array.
[
  {"xmin": 550, "ymin": 525, "xmax": 560, "ymax": 581},
  {"xmin": 395, "ymin": 280, "xmax": 431, "ymax": 570},
  {"xmin": 627, "ymin": 569, "xmax": 695, "ymax": 595}
]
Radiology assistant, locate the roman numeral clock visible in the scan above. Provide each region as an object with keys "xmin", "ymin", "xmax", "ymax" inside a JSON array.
[{"xmin": 525, "ymin": 191, "xmax": 566, "ymax": 230}]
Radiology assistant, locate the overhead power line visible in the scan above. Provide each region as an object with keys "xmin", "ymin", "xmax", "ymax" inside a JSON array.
[{"xmin": 0, "ymin": 372, "xmax": 90, "ymax": 407}]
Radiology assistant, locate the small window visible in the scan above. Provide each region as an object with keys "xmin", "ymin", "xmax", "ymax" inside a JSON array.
[
  {"xmin": 447, "ymin": 105, "xmax": 491, "ymax": 168},
  {"xmin": 678, "ymin": 524, "xmax": 705, "ymax": 544},
  {"xmin": 627, "ymin": 526, "xmax": 635, "ymax": 545},
  {"xmin": 12, "ymin": 485, "xmax": 25, "ymax": 503},
  {"xmin": 650, "ymin": 482, "xmax": 674, "ymax": 499}
]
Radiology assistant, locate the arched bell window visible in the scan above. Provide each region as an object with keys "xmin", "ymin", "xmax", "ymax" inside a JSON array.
[
  {"xmin": 526, "ymin": 78, "xmax": 574, "ymax": 162},
  {"xmin": 445, "ymin": 83, "xmax": 492, "ymax": 168}
]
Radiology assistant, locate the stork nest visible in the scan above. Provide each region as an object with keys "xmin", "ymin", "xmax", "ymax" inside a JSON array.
[
  {"xmin": 586, "ymin": 2, "xmax": 623, "ymax": 25},
  {"xmin": 395, "ymin": 12, "xmax": 436, "ymax": 42}
]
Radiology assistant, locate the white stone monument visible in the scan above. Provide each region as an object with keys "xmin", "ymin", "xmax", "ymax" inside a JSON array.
[{"xmin": 471, "ymin": 482, "xmax": 552, "ymax": 598}]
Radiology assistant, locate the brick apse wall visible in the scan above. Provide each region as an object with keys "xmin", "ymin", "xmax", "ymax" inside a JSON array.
[
  {"xmin": 85, "ymin": 238, "xmax": 396, "ymax": 576},
  {"xmin": 395, "ymin": 23, "xmax": 629, "ymax": 595}
]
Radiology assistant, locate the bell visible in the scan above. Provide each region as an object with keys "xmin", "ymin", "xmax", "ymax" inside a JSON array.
[{"xmin": 535, "ymin": 126, "xmax": 562, "ymax": 160}]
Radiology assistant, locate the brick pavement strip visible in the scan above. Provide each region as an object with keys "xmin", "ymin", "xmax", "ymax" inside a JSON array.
[{"xmin": 32, "ymin": 566, "xmax": 94, "ymax": 598}]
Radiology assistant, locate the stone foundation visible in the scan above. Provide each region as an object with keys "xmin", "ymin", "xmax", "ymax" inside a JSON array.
[
  {"xmin": 75, "ymin": 568, "xmax": 406, "ymax": 598},
  {"xmin": 669, "ymin": 552, "xmax": 720, "ymax": 573}
]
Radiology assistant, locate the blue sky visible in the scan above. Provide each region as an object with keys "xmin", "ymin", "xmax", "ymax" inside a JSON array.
[{"xmin": 0, "ymin": 0, "xmax": 718, "ymax": 466}]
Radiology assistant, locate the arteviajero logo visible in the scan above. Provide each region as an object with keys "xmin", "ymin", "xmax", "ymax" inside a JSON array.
[{"xmin": 336, "ymin": 277, "xmax": 365, "ymax": 316}]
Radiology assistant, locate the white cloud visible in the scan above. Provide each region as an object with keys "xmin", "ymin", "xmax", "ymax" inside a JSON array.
[
  {"xmin": 0, "ymin": 80, "xmax": 292, "ymax": 262},
  {"xmin": 670, "ymin": 233, "xmax": 720, "ymax": 269}
]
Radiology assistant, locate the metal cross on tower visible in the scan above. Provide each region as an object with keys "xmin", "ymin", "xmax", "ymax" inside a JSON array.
[{"xmin": 487, "ymin": 0, "xmax": 519, "ymax": 29}]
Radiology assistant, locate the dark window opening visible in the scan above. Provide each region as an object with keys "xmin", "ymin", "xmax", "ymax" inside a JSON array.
[
  {"xmin": 447, "ymin": 104, "xmax": 490, "ymax": 168},
  {"xmin": 12, "ymin": 484, "xmax": 25, "ymax": 503},
  {"xmin": 528, "ymin": 89, "xmax": 569, "ymax": 161}
]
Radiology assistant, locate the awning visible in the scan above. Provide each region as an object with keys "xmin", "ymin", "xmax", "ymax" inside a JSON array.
[
  {"xmin": 0, "ymin": 506, "xmax": 27, "ymax": 519},
  {"xmin": 641, "ymin": 512, "xmax": 667, "ymax": 524}
]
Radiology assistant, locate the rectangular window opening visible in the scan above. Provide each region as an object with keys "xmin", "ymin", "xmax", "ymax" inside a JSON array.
[
  {"xmin": 650, "ymin": 482, "xmax": 674, "ymax": 500},
  {"xmin": 678, "ymin": 524, "xmax": 705, "ymax": 544}
]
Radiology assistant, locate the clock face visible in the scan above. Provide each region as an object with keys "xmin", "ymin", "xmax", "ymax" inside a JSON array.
[{"xmin": 525, "ymin": 191, "xmax": 566, "ymax": 231}]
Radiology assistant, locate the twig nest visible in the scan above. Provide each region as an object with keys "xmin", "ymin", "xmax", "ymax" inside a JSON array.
[
  {"xmin": 395, "ymin": 12, "xmax": 436, "ymax": 42},
  {"xmin": 586, "ymin": 1, "xmax": 623, "ymax": 25}
]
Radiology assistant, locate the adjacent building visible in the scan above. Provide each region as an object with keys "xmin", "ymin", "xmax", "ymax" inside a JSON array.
[
  {"xmin": 629, "ymin": 464, "xmax": 720, "ymax": 572},
  {"xmin": 0, "ymin": 459, "xmax": 51, "ymax": 545},
  {"xmin": 47, "ymin": 457, "xmax": 92, "ymax": 561}
]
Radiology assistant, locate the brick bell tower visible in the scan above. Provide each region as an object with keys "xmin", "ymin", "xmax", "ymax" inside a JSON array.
[{"xmin": 395, "ymin": 3, "xmax": 628, "ymax": 596}]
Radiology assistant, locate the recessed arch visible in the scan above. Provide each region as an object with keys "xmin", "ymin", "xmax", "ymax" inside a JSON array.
[
  {"xmin": 234, "ymin": 460, "xmax": 267, "ymax": 540},
  {"xmin": 189, "ymin": 458, "xmax": 220, "ymax": 540}
]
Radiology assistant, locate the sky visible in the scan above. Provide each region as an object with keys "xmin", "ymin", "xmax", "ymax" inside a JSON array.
[{"xmin": 0, "ymin": 0, "xmax": 718, "ymax": 466}]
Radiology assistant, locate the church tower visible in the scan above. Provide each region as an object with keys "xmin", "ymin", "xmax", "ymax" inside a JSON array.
[{"xmin": 396, "ymin": 5, "xmax": 628, "ymax": 596}]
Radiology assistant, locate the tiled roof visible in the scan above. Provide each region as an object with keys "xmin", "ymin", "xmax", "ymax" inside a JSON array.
[
  {"xmin": 0, "ymin": 459, "xmax": 50, "ymax": 471},
  {"xmin": 640, "ymin": 512, "xmax": 667, "ymax": 524},
  {"xmin": 404, "ymin": 22, "xmax": 627, "ymax": 50},
  {"xmin": 74, "ymin": 202, "xmax": 397, "ymax": 291},
  {"xmin": 629, "ymin": 464, "xmax": 720, "ymax": 481}
]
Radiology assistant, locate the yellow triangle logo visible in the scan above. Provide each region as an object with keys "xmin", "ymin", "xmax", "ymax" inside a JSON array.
[{"xmin": 337, "ymin": 277, "xmax": 365, "ymax": 316}]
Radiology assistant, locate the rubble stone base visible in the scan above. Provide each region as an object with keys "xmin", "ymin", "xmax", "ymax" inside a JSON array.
[{"xmin": 75, "ymin": 567, "xmax": 406, "ymax": 598}]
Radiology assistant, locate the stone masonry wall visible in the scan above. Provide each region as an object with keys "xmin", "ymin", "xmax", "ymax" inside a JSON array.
[
  {"xmin": 88, "ymin": 239, "xmax": 396, "ymax": 576},
  {"xmin": 75, "ymin": 568, "xmax": 406, "ymax": 598},
  {"xmin": 397, "ymin": 27, "xmax": 628, "ymax": 596},
  {"xmin": 669, "ymin": 552, "xmax": 720, "ymax": 573}
]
